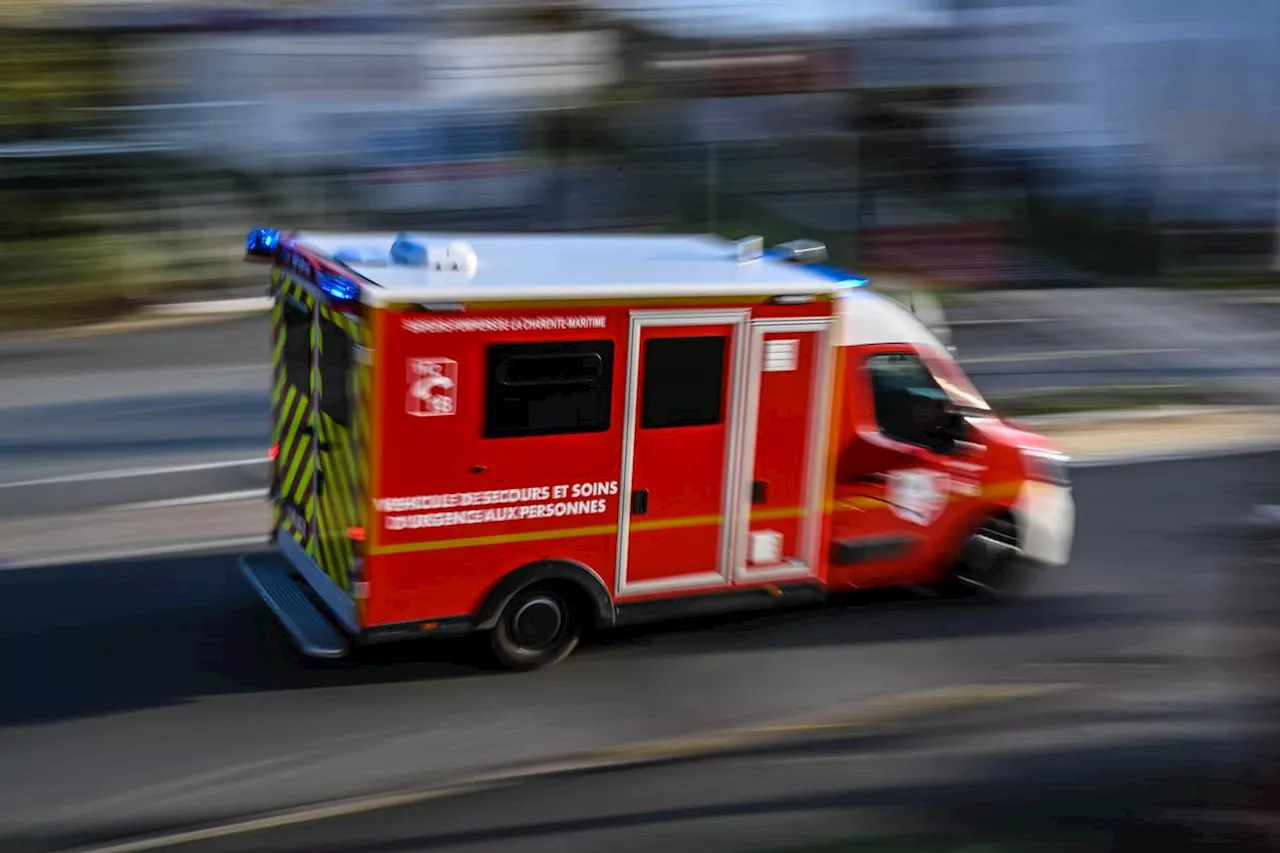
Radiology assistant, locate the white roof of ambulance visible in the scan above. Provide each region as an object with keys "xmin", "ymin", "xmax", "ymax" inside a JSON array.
[{"xmin": 293, "ymin": 232, "xmax": 860, "ymax": 305}]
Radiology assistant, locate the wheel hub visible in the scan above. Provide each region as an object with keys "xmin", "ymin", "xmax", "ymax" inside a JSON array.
[{"xmin": 510, "ymin": 596, "xmax": 563, "ymax": 650}]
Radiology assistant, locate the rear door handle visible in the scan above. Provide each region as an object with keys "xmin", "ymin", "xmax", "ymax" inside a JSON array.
[
  {"xmin": 630, "ymin": 489, "xmax": 649, "ymax": 516},
  {"xmin": 857, "ymin": 473, "xmax": 887, "ymax": 485}
]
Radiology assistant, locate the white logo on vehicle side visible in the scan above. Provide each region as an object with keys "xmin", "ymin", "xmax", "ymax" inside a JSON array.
[
  {"xmin": 887, "ymin": 468, "xmax": 949, "ymax": 526},
  {"xmin": 407, "ymin": 358, "xmax": 458, "ymax": 417}
]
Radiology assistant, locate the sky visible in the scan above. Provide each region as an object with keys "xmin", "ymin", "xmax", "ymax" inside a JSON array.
[{"xmin": 592, "ymin": 0, "xmax": 945, "ymax": 38}]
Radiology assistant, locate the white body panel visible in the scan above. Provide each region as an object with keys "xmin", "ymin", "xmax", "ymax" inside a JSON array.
[
  {"xmin": 1013, "ymin": 481, "xmax": 1075, "ymax": 567},
  {"xmin": 293, "ymin": 232, "xmax": 857, "ymax": 305}
]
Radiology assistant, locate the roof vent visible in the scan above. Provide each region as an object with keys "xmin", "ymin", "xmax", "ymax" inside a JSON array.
[
  {"xmin": 736, "ymin": 235, "xmax": 764, "ymax": 262},
  {"xmin": 428, "ymin": 241, "xmax": 478, "ymax": 275},
  {"xmin": 774, "ymin": 239, "xmax": 828, "ymax": 265}
]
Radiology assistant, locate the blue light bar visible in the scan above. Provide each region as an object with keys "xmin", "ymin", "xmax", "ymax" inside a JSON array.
[
  {"xmin": 245, "ymin": 227, "xmax": 280, "ymax": 258},
  {"xmin": 390, "ymin": 233, "xmax": 427, "ymax": 266},
  {"xmin": 317, "ymin": 272, "xmax": 359, "ymax": 303},
  {"xmin": 810, "ymin": 265, "xmax": 868, "ymax": 287},
  {"xmin": 796, "ymin": 260, "xmax": 868, "ymax": 288}
]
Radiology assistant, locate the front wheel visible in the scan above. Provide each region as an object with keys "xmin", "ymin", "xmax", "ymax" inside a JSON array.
[
  {"xmin": 489, "ymin": 586, "xmax": 581, "ymax": 670},
  {"xmin": 942, "ymin": 516, "xmax": 1038, "ymax": 602}
]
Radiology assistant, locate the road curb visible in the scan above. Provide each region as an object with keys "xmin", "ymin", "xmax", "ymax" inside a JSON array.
[
  {"xmin": 1016, "ymin": 404, "xmax": 1278, "ymax": 427},
  {"xmin": 142, "ymin": 297, "xmax": 272, "ymax": 317},
  {"xmin": 54, "ymin": 680, "xmax": 1080, "ymax": 853}
]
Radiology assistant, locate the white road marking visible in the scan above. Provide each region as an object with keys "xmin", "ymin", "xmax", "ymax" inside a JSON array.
[
  {"xmin": 948, "ymin": 317, "xmax": 1058, "ymax": 326},
  {"xmin": 66, "ymin": 783, "xmax": 503, "ymax": 853},
  {"xmin": 105, "ymin": 490, "xmax": 267, "ymax": 512},
  {"xmin": 0, "ymin": 457, "xmax": 268, "ymax": 489},
  {"xmin": 31, "ymin": 754, "xmax": 316, "ymax": 830},
  {"xmin": 144, "ymin": 297, "xmax": 273, "ymax": 315},
  {"xmin": 961, "ymin": 346, "xmax": 1196, "ymax": 365},
  {"xmin": 1071, "ymin": 441, "xmax": 1280, "ymax": 468}
]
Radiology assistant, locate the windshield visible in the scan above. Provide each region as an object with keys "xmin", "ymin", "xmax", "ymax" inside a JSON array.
[
  {"xmin": 864, "ymin": 348, "xmax": 991, "ymax": 417},
  {"xmin": 920, "ymin": 348, "xmax": 993, "ymax": 414}
]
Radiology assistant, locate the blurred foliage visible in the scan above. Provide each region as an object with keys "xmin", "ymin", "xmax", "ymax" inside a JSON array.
[
  {"xmin": 0, "ymin": 150, "xmax": 267, "ymax": 327},
  {"xmin": 0, "ymin": 29, "xmax": 122, "ymax": 140}
]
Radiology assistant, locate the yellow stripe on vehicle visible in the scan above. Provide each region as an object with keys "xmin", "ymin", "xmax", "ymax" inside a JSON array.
[
  {"xmin": 372, "ymin": 523, "xmax": 620, "ymax": 556},
  {"xmin": 369, "ymin": 506, "xmax": 807, "ymax": 557}
]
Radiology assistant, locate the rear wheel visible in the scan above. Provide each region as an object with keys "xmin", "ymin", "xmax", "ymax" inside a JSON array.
[
  {"xmin": 489, "ymin": 585, "xmax": 581, "ymax": 670},
  {"xmin": 942, "ymin": 515, "xmax": 1037, "ymax": 601}
]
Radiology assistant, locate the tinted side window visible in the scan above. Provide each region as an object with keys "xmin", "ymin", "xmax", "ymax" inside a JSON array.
[
  {"xmin": 283, "ymin": 301, "xmax": 311, "ymax": 395},
  {"xmin": 865, "ymin": 352, "xmax": 947, "ymax": 447},
  {"xmin": 319, "ymin": 317, "xmax": 352, "ymax": 427},
  {"xmin": 641, "ymin": 336, "xmax": 727, "ymax": 429},
  {"xmin": 485, "ymin": 340, "xmax": 613, "ymax": 438}
]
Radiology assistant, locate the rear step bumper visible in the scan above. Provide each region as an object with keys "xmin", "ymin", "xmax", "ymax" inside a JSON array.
[{"xmin": 240, "ymin": 554, "xmax": 350, "ymax": 659}]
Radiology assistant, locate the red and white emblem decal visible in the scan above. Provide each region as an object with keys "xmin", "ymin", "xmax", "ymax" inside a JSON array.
[
  {"xmin": 887, "ymin": 468, "xmax": 949, "ymax": 526},
  {"xmin": 406, "ymin": 358, "xmax": 458, "ymax": 418}
]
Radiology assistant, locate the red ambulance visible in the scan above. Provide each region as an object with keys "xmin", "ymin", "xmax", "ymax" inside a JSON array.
[{"xmin": 240, "ymin": 229, "xmax": 1074, "ymax": 670}]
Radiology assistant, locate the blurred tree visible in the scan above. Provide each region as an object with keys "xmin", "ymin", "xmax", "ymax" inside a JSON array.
[{"xmin": 0, "ymin": 27, "xmax": 121, "ymax": 141}]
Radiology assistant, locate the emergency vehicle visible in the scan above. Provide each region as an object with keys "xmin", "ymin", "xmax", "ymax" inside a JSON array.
[{"xmin": 239, "ymin": 228, "xmax": 1074, "ymax": 670}]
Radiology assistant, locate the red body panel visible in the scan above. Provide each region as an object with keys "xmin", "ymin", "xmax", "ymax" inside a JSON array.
[
  {"xmin": 826, "ymin": 342, "xmax": 1032, "ymax": 589},
  {"xmin": 743, "ymin": 328, "xmax": 820, "ymax": 567},
  {"xmin": 361, "ymin": 299, "xmax": 841, "ymax": 627},
  {"xmin": 356, "ymin": 297, "xmax": 1040, "ymax": 628}
]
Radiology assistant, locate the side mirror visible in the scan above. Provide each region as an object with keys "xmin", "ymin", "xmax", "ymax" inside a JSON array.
[
  {"xmin": 907, "ymin": 390, "xmax": 964, "ymax": 454},
  {"xmin": 935, "ymin": 410, "xmax": 969, "ymax": 454}
]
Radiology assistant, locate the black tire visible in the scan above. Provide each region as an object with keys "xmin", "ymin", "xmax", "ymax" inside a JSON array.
[
  {"xmin": 940, "ymin": 516, "xmax": 1038, "ymax": 602},
  {"xmin": 489, "ymin": 585, "xmax": 581, "ymax": 671}
]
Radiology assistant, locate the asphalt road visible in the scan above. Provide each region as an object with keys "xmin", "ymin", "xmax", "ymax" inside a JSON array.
[
  {"xmin": 1, "ymin": 453, "xmax": 1273, "ymax": 851},
  {"xmin": 166, "ymin": 668, "xmax": 1270, "ymax": 853},
  {"xmin": 0, "ymin": 316, "xmax": 269, "ymax": 515}
]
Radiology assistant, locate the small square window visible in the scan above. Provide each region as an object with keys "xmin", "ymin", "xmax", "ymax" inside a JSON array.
[
  {"xmin": 640, "ymin": 336, "xmax": 727, "ymax": 429},
  {"xmin": 485, "ymin": 340, "xmax": 614, "ymax": 438},
  {"xmin": 283, "ymin": 301, "xmax": 311, "ymax": 395},
  {"xmin": 319, "ymin": 317, "xmax": 352, "ymax": 427}
]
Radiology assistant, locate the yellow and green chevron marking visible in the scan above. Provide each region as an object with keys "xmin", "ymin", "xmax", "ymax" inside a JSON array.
[
  {"xmin": 269, "ymin": 268, "xmax": 371, "ymax": 593},
  {"xmin": 271, "ymin": 270, "xmax": 316, "ymax": 552},
  {"xmin": 312, "ymin": 303, "xmax": 369, "ymax": 593}
]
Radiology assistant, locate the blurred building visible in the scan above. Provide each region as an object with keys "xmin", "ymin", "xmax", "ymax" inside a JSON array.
[
  {"xmin": 860, "ymin": 0, "xmax": 1280, "ymax": 227},
  {"xmin": 70, "ymin": 0, "xmax": 619, "ymax": 214}
]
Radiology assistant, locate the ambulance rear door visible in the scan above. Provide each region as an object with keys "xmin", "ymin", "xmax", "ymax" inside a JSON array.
[
  {"xmin": 311, "ymin": 301, "xmax": 369, "ymax": 600},
  {"xmin": 271, "ymin": 272, "xmax": 319, "ymax": 558}
]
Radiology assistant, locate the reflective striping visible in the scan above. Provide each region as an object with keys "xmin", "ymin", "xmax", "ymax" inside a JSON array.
[
  {"xmin": 279, "ymin": 391, "xmax": 309, "ymax": 505},
  {"xmin": 631, "ymin": 514, "xmax": 722, "ymax": 532},
  {"xmin": 309, "ymin": 301, "xmax": 369, "ymax": 595},
  {"xmin": 371, "ymin": 506, "xmax": 806, "ymax": 557},
  {"xmin": 373, "ymin": 523, "xmax": 619, "ymax": 556},
  {"xmin": 270, "ymin": 273, "xmax": 317, "ymax": 548},
  {"xmin": 753, "ymin": 506, "xmax": 806, "ymax": 521},
  {"xmin": 366, "ymin": 479, "xmax": 1030, "ymax": 557},
  {"xmin": 826, "ymin": 481, "xmax": 1026, "ymax": 515}
]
